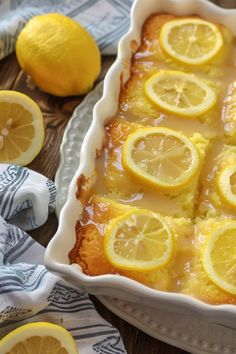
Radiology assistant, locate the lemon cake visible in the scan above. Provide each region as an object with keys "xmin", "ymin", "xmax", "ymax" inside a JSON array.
[
  {"xmin": 100, "ymin": 118, "xmax": 209, "ymax": 218},
  {"xmin": 198, "ymin": 144, "xmax": 236, "ymax": 218},
  {"xmin": 70, "ymin": 14, "xmax": 236, "ymax": 305},
  {"xmin": 181, "ymin": 218, "xmax": 236, "ymax": 305},
  {"xmin": 118, "ymin": 14, "xmax": 235, "ymax": 141},
  {"xmin": 222, "ymin": 81, "xmax": 236, "ymax": 144},
  {"xmin": 69, "ymin": 195, "xmax": 192, "ymax": 292}
]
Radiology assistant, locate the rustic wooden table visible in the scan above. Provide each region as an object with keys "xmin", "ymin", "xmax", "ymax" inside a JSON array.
[{"xmin": 0, "ymin": 1, "xmax": 235, "ymax": 352}]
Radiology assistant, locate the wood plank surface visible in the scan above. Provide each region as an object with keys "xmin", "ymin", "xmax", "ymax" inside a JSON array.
[{"xmin": 0, "ymin": 1, "xmax": 235, "ymax": 352}]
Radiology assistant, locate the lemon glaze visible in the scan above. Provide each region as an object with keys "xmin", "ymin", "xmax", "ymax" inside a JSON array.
[{"xmin": 70, "ymin": 14, "xmax": 236, "ymax": 305}]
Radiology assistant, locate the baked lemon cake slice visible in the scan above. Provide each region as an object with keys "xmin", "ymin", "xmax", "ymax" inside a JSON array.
[
  {"xmin": 181, "ymin": 218, "xmax": 236, "ymax": 304},
  {"xmin": 69, "ymin": 195, "xmax": 192, "ymax": 292},
  {"xmin": 222, "ymin": 81, "xmax": 236, "ymax": 144},
  {"xmin": 198, "ymin": 144, "xmax": 236, "ymax": 218},
  {"xmin": 101, "ymin": 118, "xmax": 209, "ymax": 218},
  {"xmin": 119, "ymin": 14, "xmax": 235, "ymax": 141}
]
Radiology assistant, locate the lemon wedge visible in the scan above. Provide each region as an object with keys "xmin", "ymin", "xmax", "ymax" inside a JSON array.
[
  {"xmin": 202, "ymin": 222, "xmax": 236, "ymax": 295},
  {"xmin": 144, "ymin": 70, "xmax": 216, "ymax": 117},
  {"xmin": 104, "ymin": 209, "xmax": 174, "ymax": 271},
  {"xmin": 216, "ymin": 165, "xmax": 236, "ymax": 208},
  {"xmin": 122, "ymin": 127, "xmax": 200, "ymax": 191},
  {"xmin": 160, "ymin": 18, "xmax": 223, "ymax": 65},
  {"xmin": 0, "ymin": 90, "xmax": 44, "ymax": 166},
  {"xmin": 0, "ymin": 322, "xmax": 78, "ymax": 354}
]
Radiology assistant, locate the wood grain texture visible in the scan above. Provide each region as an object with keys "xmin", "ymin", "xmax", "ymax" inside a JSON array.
[{"xmin": 1, "ymin": 1, "xmax": 236, "ymax": 352}]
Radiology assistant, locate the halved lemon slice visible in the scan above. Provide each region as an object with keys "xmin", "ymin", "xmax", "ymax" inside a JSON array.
[
  {"xmin": 0, "ymin": 322, "xmax": 78, "ymax": 354},
  {"xmin": 216, "ymin": 165, "xmax": 236, "ymax": 208},
  {"xmin": 0, "ymin": 90, "xmax": 44, "ymax": 166},
  {"xmin": 202, "ymin": 222, "xmax": 236, "ymax": 295},
  {"xmin": 104, "ymin": 209, "xmax": 174, "ymax": 271},
  {"xmin": 144, "ymin": 70, "xmax": 216, "ymax": 117},
  {"xmin": 122, "ymin": 127, "xmax": 200, "ymax": 191},
  {"xmin": 160, "ymin": 18, "xmax": 223, "ymax": 65}
]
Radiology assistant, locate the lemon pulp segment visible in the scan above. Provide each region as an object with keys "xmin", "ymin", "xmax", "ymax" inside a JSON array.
[
  {"xmin": 160, "ymin": 18, "xmax": 223, "ymax": 65},
  {"xmin": 104, "ymin": 209, "xmax": 174, "ymax": 271},
  {"xmin": 0, "ymin": 90, "xmax": 44, "ymax": 166},
  {"xmin": 122, "ymin": 127, "xmax": 200, "ymax": 190},
  {"xmin": 144, "ymin": 70, "xmax": 216, "ymax": 117},
  {"xmin": 202, "ymin": 222, "xmax": 236, "ymax": 295}
]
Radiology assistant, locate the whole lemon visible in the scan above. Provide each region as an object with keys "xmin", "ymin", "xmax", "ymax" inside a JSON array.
[{"xmin": 16, "ymin": 13, "xmax": 101, "ymax": 96}]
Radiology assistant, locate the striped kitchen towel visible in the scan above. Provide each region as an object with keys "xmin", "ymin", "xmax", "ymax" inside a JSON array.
[
  {"xmin": 0, "ymin": 164, "xmax": 126, "ymax": 354},
  {"xmin": 0, "ymin": 0, "xmax": 133, "ymax": 60}
]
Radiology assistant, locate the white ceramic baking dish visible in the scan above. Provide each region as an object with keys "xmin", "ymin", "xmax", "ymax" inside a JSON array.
[{"xmin": 45, "ymin": 0, "xmax": 236, "ymax": 329}]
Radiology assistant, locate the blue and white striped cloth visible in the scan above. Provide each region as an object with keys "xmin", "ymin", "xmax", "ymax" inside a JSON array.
[
  {"xmin": 0, "ymin": 164, "xmax": 126, "ymax": 354},
  {"xmin": 0, "ymin": 0, "xmax": 132, "ymax": 60}
]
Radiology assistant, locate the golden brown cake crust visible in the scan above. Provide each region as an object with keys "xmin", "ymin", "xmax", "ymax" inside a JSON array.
[
  {"xmin": 69, "ymin": 14, "xmax": 236, "ymax": 305},
  {"xmin": 69, "ymin": 196, "xmax": 135, "ymax": 275}
]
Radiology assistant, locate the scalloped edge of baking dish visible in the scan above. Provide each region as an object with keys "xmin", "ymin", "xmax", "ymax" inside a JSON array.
[{"xmin": 45, "ymin": 0, "xmax": 236, "ymax": 328}]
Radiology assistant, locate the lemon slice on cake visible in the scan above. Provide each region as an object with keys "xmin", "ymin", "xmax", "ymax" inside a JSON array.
[
  {"xmin": 122, "ymin": 127, "xmax": 200, "ymax": 191},
  {"xmin": 159, "ymin": 18, "xmax": 223, "ymax": 65},
  {"xmin": 216, "ymin": 165, "xmax": 236, "ymax": 208},
  {"xmin": 0, "ymin": 90, "xmax": 44, "ymax": 166},
  {"xmin": 202, "ymin": 222, "xmax": 236, "ymax": 295},
  {"xmin": 0, "ymin": 322, "xmax": 78, "ymax": 354},
  {"xmin": 104, "ymin": 209, "xmax": 174, "ymax": 271},
  {"xmin": 144, "ymin": 70, "xmax": 216, "ymax": 117}
]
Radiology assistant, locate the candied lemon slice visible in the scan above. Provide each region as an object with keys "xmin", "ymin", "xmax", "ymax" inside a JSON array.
[
  {"xmin": 159, "ymin": 18, "xmax": 223, "ymax": 65},
  {"xmin": 104, "ymin": 209, "xmax": 174, "ymax": 271},
  {"xmin": 0, "ymin": 90, "xmax": 44, "ymax": 166},
  {"xmin": 202, "ymin": 222, "xmax": 236, "ymax": 295},
  {"xmin": 216, "ymin": 165, "xmax": 236, "ymax": 208},
  {"xmin": 122, "ymin": 127, "xmax": 200, "ymax": 191},
  {"xmin": 144, "ymin": 70, "xmax": 216, "ymax": 117},
  {"xmin": 0, "ymin": 322, "xmax": 78, "ymax": 354}
]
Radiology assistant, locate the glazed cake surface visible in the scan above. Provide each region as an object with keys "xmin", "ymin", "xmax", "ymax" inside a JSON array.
[{"xmin": 69, "ymin": 14, "xmax": 236, "ymax": 305}]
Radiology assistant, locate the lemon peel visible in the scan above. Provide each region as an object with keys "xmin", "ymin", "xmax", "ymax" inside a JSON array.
[{"xmin": 16, "ymin": 13, "xmax": 101, "ymax": 96}]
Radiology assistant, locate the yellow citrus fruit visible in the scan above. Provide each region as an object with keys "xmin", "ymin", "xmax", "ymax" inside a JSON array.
[
  {"xmin": 0, "ymin": 90, "xmax": 44, "ymax": 166},
  {"xmin": 202, "ymin": 222, "xmax": 236, "ymax": 295},
  {"xmin": 16, "ymin": 13, "xmax": 101, "ymax": 97},
  {"xmin": 160, "ymin": 18, "xmax": 223, "ymax": 65},
  {"xmin": 0, "ymin": 322, "xmax": 78, "ymax": 354},
  {"xmin": 144, "ymin": 70, "xmax": 216, "ymax": 117},
  {"xmin": 122, "ymin": 127, "xmax": 200, "ymax": 191},
  {"xmin": 104, "ymin": 209, "xmax": 174, "ymax": 271},
  {"xmin": 216, "ymin": 165, "xmax": 236, "ymax": 208}
]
